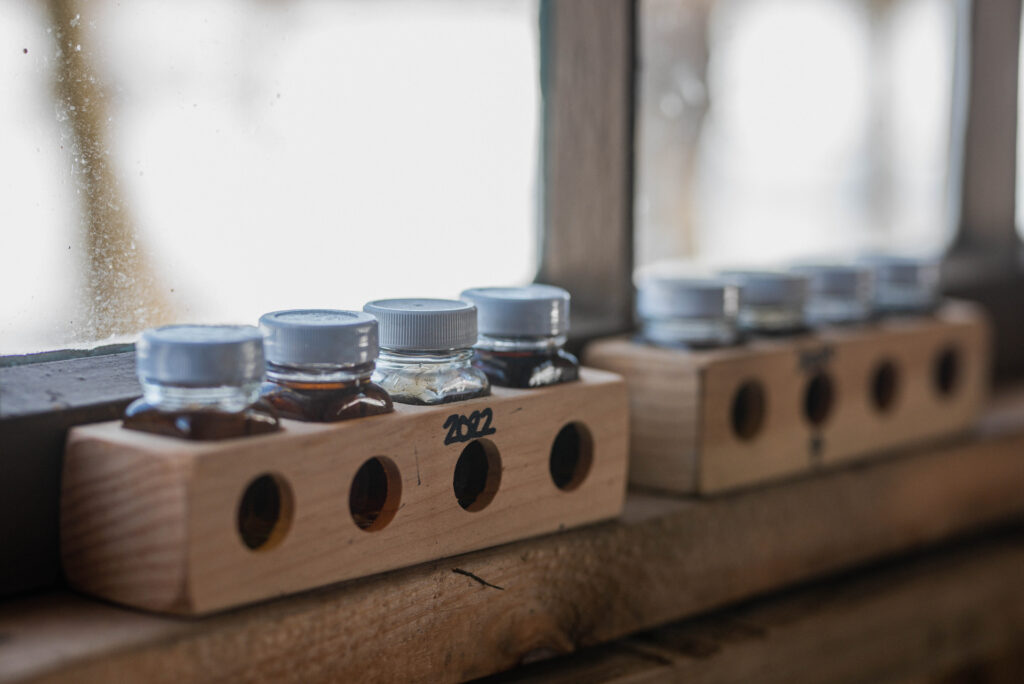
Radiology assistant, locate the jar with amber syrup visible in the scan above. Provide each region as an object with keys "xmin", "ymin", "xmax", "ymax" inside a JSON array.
[
  {"xmin": 123, "ymin": 324, "xmax": 280, "ymax": 440},
  {"xmin": 259, "ymin": 309, "xmax": 393, "ymax": 422}
]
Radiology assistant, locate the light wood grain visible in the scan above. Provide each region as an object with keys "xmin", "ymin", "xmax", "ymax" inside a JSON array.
[
  {"xmin": 584, "ymin": 302, "xmax": 990, "ymax": 493},
  {"xmin": 6, "ymin": 400, "xmax": 1024, "ymax": 683},
  {"xmin": 815, "ymin": 303, "xmax": 989, "ymax": 466},
  {"xmin": 486, "ymin": 533, "xmax": 1024, "ymax": 684},
  {"xmin": 60, "ymin": 369, "xmax": 628, "ymax": 615}
]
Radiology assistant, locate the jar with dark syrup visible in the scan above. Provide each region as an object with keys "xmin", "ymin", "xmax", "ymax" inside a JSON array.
[{"xmin": 460, "ymin": 285, "xmax": 579, "ymax": 388}]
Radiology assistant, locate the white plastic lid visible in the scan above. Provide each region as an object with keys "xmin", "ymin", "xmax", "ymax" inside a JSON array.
[
  {"xmin": 259, "ymin": 309, "xmax": 378, "ymax": 367},
  {"xmin": 460, "ymin": 284, "xmax": 570, "ymax": 337},
  {"xmin": 135, "ymin": 325, "xmax": 265, "ymax": 386},
  {"xmin": 363, "ymin": 298, "xmax": 478, "ymax": 351}
]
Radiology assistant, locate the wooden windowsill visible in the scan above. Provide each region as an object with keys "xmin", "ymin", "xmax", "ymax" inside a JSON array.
[
  {"xmin": 483, "ymin": 530, "xmax": 1024, "ymax": 683},
  {"xmin": 2, "ymin": 395, "xmax": 1024, "ymax": 683}
]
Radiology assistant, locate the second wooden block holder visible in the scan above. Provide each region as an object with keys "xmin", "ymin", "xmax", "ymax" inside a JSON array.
[
  {"xmin": 584, "ymin": 301, "xmax": 989, "ymax": 495},
  {"xmin": 60, "ymin": 368, "xmax": 628, "ymax": 616}
]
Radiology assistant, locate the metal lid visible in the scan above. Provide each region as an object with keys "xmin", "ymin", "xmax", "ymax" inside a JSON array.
[
  {"xmin": 790, "ymin": 263, "xmax": 874, "ymax": 299},
  {"xmin": 259, "ymin": 309, "xmax": 378, "ymax": 367},
  {"xmin": 857, "ymin": 254, "xmax": 940, "ymax": 313},
  {"xmin": 459, "ymin": 285, "xmax": 570, "ymax": 337},
  {"xmin": 858, "ymin": 253, "xmax": 939, "ymax": 284},
  {"xmin": 636, "ymin": 275, "xmax": 740, "ymax": 319},
  {"xmin": 363, "ymin": 298, "xmax": 478, "ymax": 351},
  {"xmin": 135, "ymin": 324, "xmax": 265, "ymax": 386},
  {"xmin": 720, "ymin": 270, "xmax": 808, "ymax": 308}
]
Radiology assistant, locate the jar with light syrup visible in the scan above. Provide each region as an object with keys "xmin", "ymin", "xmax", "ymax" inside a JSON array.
[
  {"xmin": 720, "ymin": 270, "xmax": 809, "ymax": 335},
  {"xmin": 363, "ymin": 298, "xmax": 490, "ymax": 405},
  {"xmin": 636, "ymin": 275, "xmax": 741, "ymax": 348},
  {"xmin": 857, "ymin": 254, "xmax": 940, "ymax": 315},
  {"xmin": 790, "ymin": 263, "xmax": 874, "ymax": 326}
]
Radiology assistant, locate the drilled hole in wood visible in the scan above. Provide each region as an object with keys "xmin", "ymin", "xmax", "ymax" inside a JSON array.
[
  {"xmin": 453, "ymin": 439, "xmax": 501, "ymax": 512},
  {"xmin": 237, "ymin": 473, "xmax": 293, "ymax": 551},
  {"xmin": 730, "ymin": 380, "xmax": 766, "ymax": 441},
  {"xmin": 933, "ymin": 345, "xmax": 962, "ymax": 398},
  {"xmin": 803, "ymin": 372, "xmax": 835, "ymax": 427},
  {"xmin": 870, "ymin": 359, "xmax": 900, "ymax": 414},
  {"xmin": 349, "ymin": 456, "xmax": 402, "ymax": 532},
  {"xmin": 550, "ymin": 422, "xmax": 594, "ymax": 491}
]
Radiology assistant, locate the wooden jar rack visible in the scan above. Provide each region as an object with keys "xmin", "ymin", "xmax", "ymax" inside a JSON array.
[
  {"xmin": 60, "ymin": 368, "xmax": 628, "ymax": 615},
  {"xmin": 584, "ymin": 301, "xmax": 989, "ymax": 494}
]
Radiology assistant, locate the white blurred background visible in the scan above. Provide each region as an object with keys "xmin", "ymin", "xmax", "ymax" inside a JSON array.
[
  {"xmin": 636, "ymin": 0, "xmax": 957, "ymax": 269},
  {"xmin": 0, "ymin": 0, "xmax": 539, "ymax": 354},
  {"xmin": 1, "ymin": 0, "xmax": 965, "ymax": 354}
]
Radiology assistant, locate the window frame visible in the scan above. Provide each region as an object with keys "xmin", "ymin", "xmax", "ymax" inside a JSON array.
[{"xmin": 943, "ymin": 0, "xmax": 1024, "ymax": 382}]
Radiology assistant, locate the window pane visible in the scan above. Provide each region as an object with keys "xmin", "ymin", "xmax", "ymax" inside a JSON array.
[
  {"xmin": 0, "ymin": 0, "xmax": 539, "ymax": 355},
  {"xmin": 636, "ymin": 0, "xmax": 957, "ymax": 270}
]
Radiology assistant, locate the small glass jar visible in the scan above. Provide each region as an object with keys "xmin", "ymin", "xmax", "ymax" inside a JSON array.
[
  {"xmin": 636, "ymin": 275, "xmax": 741, "ymax": 348},
  {"xmin": 790, "ymin": 263, "xmax": 875, "ymax": 326},
  {"xmin": 720, "ymin": 270, "xmax": 809, "ymax": 335},
  {"xmin": 123, "ymin": 324, "xmax": 280, "ymax": 440},
  {"xmin": 857, "ymin": 254, "xmax": 940, "ymax": 314},
  {"xmin": 460, "ymin": 284, "xmax": 579, "ymax": 388},
  {"xmin": 259, "ymin": 309, "xmax": 393, "ymax": 422},
  {"xmin": 363, "ymin": 298, "xmax": 490, "ymax": 405}
]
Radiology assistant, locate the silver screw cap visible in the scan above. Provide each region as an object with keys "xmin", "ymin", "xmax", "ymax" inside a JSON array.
[
  {"xmin": 720, "ymin": 270, "xmax": 808, "ymax": 308},
  {"xmin": 259, "ymin": 310, "xmax": 378, "ymax": 367},
  {"xmin": 790, "ymin": 263, "xmax": 875, "ymax": 324},
  {"xmin": 791, "ymin": 263, "xmax": 874, "ymax": 299},
  {"xmin": 636, "ymin": 275, "xmax": 740, "ymax": 319},
  {"xmin": 136, "ymin": 325, "xmax": 265, "ymax": 386},
  {"xmin": 857, "ymin": 254, "xmax": 940, "ymax": 312},
  {"xmin": 363, "ymin": 298, "xmax": 478, "ymax": 351},
  {"xmin": 460, "ymin": 285, "xmax": 570, "ymax": 337}
]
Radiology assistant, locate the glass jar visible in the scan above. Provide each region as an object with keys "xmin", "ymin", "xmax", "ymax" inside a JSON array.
[
  {"xmin": 363, "ymin": 298, "xmax": 490, "ymax": 405},
  {"xmin": 123, "ymin": 325, "xmax": 279, "ymax": 440},
  {"xmin": 636, "ymin": 275, "xmax": 741, "ymax": 348},
  {"xmin": 259, "ymin": 309, "xmax": 393, "ymax": 422},
  {"xmin": 857, "ymin": 254, "xmax": 940, "ymax": 314},
  {"xmin": 720, "ymin": 270, "xmax": 809, "ymax": 335},
  {"xmin": 790, "ymin": 263, "xmax": 875, "ymax": 326},
  {"xmin": 460, "ymin": 284, "xmax": 579, "ymax": 388}
]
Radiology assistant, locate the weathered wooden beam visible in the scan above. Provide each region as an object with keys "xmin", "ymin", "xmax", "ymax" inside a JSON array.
[
  {"xmin": 485, "ymin": 532, "xmax": 1024, "ymax": 683},
  {"xmin": 2, "ymin": 400, "xmax": 1024, "ymax": 683}
]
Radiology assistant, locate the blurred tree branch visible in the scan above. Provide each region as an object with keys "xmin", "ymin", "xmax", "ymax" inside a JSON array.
[{"xmin": 48, "ymin": 0, "xmax": 174, "ymax": 342}]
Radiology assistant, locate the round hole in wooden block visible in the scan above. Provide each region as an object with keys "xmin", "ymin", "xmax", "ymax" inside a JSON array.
[
  {"xmin": 237, "ymin": 473, "xmax": 293, "ymax": 551},
  {"xmin": 730, "ymin": 380, "xmax": 766, "ymax": 441},
  {"xmin": 803, "ymin": 372, "xmax": 835, "ymax": 427},
  {"xmin": 549, "ymin": 422, "xmax": 594, "ymax": 491},
  {"xmin": 453, "ymin": 439, "xmax": 501, "ymax": 512},
  {"xmin": 349, "ymin": 456, "xmax": 402, "ymax": 532},
  {"xmin": 870, "ymin": 359, "xmax": 900, "ymax": 414},
  {"xmin": 933, "ymin": 345, "xmax": 961, "ymax": 398}
]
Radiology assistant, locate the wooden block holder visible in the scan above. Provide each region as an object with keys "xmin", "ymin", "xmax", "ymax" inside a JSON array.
[
  {"xmin": 583, "ymin": 301, "xmax": 989, "ymax": 495},
  {"xmin": 60, "ymin": 368, "xmax": 628, "ymax": 616}
]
